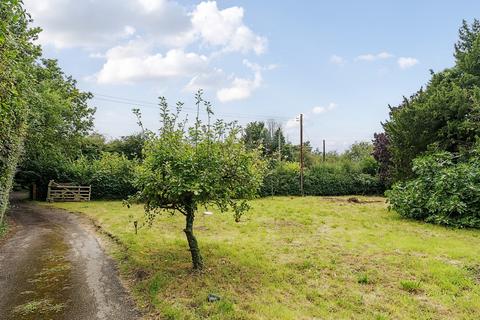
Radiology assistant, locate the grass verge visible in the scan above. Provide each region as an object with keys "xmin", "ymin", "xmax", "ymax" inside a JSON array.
[
  {"xmin": 45, "ymin": 196, "xmax": 480, "ymax": 319},
  {"xmin": 0, "ymin": 221, "xmax": 7, "ymax": 238},
  {"xmin": 0, "ymin": 217, "xmax": 10, "ymax": 241}
]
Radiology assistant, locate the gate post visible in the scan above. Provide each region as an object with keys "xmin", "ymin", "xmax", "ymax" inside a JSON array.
[{"xmin": 46, "ymin": 180, "xmax": 53, "ymax": 202}]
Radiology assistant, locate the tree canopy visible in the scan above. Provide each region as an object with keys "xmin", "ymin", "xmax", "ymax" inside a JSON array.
[
  {"xmin": 1, "ymin": 1, "xmax": 96, "ymax": 218},
  {"xmin": 0, "ymin": 0, "xmax": 41, "ymax": 223},
  {"xmin": 18, "ymin": 59, "xmax": 95, "ymax": 197},
  {"xmin": 381, "ymin": 19, "xmax": 480, "ymax": 180},
  {"xmin": 242, "ymin": 120, "xmax": 293, "ymax": 161}
]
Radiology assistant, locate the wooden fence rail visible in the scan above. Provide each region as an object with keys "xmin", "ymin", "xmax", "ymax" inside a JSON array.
[{"xmin": 46, "ymin": 180, "xmax": 91, "ymax": 202}]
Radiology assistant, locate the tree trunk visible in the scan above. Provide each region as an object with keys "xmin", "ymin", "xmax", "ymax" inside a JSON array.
[{"xmin": 184, "ymin": 206, "xmax": 203, "ymax": 270}]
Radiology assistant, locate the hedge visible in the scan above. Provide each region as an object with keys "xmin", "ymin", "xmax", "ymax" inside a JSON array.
[{"xmin": 261, "ymin": 161, "xmax": 382, "ymax": 196}]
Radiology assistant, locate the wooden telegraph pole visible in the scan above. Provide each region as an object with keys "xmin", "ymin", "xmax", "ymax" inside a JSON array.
[
  {"xmin": 323, "ymin": 139, "xmax": 326, "ymax": 162},
  {"xmin": 278, "ymin": 124, "xmax": 282, "ymax": 162},
  {"xmin": 300, "ymin": 113, "xmax": 304, "ymax": 196}
]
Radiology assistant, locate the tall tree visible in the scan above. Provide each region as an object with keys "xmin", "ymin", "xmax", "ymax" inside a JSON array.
[
  {"xmin": 0, "ymin": 0, "xmax": 41, "ymax": 223},
  {"xmin": 383, "ymin": 20, "xmax": 480, "ymax": 180},
  {"xmin": 18, "ymin": 59, "xmax": 95, "ymax": 198},
  {"xmin": 243, "ymin": 120, "xmax": 293, "ymax": 161},
  {"xmin": 242, "ymin": 121, "xmax": 271, "ymax": 154}
]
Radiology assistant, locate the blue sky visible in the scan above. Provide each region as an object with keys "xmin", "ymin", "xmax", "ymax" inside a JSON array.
[{"xmin": 25, "ymin": 0, "xmax": 480, "ymax": 151}]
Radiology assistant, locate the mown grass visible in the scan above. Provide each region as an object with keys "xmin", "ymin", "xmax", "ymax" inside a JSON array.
[{"xmin": 46, "ymin": 196, "xmax": 480, "ymax": 319}]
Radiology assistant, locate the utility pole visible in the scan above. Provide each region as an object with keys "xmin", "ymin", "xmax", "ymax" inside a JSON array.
[
  {"xmin": 323, "ymin": 139, "xmax": 326, "ymax": 162},
  {"xmin": 278, "ymin": 126, "xmax": 282, "ymax": 162},
  {"xmin": 300, "ymin": 113, "xmax": 304, "ymax": 196}
]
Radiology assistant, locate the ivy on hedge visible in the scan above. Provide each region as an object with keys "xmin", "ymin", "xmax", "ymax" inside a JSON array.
[{"xmin": 0, "ymin": 0, "xmax": 41, "ymax": 224}]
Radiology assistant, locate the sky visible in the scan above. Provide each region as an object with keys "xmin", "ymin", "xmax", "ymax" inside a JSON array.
[{"xmin": 24, "ymin": 0, "xmax": 480, "ymax": 152}]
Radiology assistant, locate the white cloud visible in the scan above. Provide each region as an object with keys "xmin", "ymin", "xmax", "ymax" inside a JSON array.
[
  {"xmin": 123, "ymin": 25, "xmax": 136, "ymax": 37},
  {"xmin": 184, "ymin": 68, "xmax": 227, "ymax": 92},
  {"xmin": 191, "ymin": 1, "xmax": 267, "ymax": 55},
  {"xmin": 185, "ymin": 60, "xmax": 275, "ymax": 99},
  {"xmin": 137, "ymin": 0, "xmax": 166, "ymax": 12},
  {"xmin": 330, "ymin": 54, "xmax": 345, "ymax": 65},
  {"xmin": 24, "ymin": 0, "xmax": 191, "ymax": 49},
  {"xmin": 24, "ymin": 0, "xmax": 267, "ymax": 55},
  {"xmin": 217, "ymin": 75, "xmax": 260, "ymax": 102},
  {"xmin": 356, "ymin": 51, "xmax": 394, "ymax": 61},
  {"xmin": 216, "ymin": 60, "xmax": 264, "ymax": 102},
  {"xmin": 286, "ymin": 102, "xmax": 336, "ymax": 130},
  {"xmin": 88, "ymin": 52, "xmax": 105, "ymax": 59},
  {"xmin": 397, "ymin": 57, "xmax": 419, "ymax": 69},
  {"xmin": 25, "ymin": 0, "xmax": 270, "ymax": 101},
  {"xmin": 286, "ymin": 117, "xmax": 299, "ymax": 128},
  {"xmin": 312, "ymin": 103, "xmax": 337, "ymax": 114},
  {"xmin": 377, "ymin": 52, "xmax": 394, "ymax": 59},
  {"xmin": 96, "ymin": 41, "xmax": 208, "ymax": 84}
]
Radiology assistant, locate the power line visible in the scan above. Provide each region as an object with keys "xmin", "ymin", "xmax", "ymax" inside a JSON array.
[
  {"xmin": 90, "ymin": 92, "xmax": 291, "ymax": 122},
  {"xmin": 93, "ymin": 93, "xmax": 160, "ymax": 106}
]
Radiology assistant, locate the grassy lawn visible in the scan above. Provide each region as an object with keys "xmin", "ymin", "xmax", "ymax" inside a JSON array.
[{"xmin": 45, "ymin": 197, "xmax": 480, "ymax": 319}]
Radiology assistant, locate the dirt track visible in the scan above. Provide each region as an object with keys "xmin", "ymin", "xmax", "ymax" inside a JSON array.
[{"xmin": 0, "ymin": 195, "xmax": 140, "ymax": 319}]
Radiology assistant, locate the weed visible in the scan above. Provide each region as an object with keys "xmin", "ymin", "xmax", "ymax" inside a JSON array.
[
  {"xmin": 0, "ymin": 221, "xmax": 8, "ymax": 238},
  {"xmin": 357, "ymin": 273, "xmax": 371, "ymax": 284},
  {"xmin": 400, "ymin": 280, "xmax": 422, "ymax": 293},
  {"xmin": 13, "ymin": 299, "xmax": 65, "ymax": 315}
]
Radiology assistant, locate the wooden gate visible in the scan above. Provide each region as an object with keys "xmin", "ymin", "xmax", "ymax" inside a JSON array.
[{"xmin": 46, "ymin": 180, "xmax": 91, "ymax": 202}]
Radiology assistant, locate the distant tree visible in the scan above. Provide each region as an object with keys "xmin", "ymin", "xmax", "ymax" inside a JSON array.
[
  {"xmin": 80, "ymin": 133, "xmax": 107, "ymax": 159},
  {"xmin": 243, "ymin": 121, "xmax": 271, "ymax": 153},
  {"xmin": 271, "ymin": 127, "xmax": 295, "ymax": 161},
  {"xmin": 243, "ymin": 120, "xmax": 293, "ymax": 161},
  {"xmin": 343, "ymin": 142, "xmax": 373, "ymax": 162},
  {"xmin": 292, "ymin": 141, "xmax": 316, "ymax": 167},
  {"xmin": 383, "ymin": 20, "xmax": 480, "ymax": 180},
  {"xmin": 372, "ymin": 133, "xmax": 391, "ymax": 186},
  {"xmin": 106, "ymin": 133, "xmax": 146, "ymax": 160},
  {"xmin": 132, "ymin": 92, "xmax": 265, "ymax": 270}
]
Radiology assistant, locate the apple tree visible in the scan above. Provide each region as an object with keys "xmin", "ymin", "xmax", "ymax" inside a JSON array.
[{"xmin": 132, "ymin": 92, "xmax": 265, "ymax": 270}]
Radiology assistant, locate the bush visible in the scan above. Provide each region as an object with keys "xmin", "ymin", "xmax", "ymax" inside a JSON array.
[
  {"xmin": 261, "ymin": 161, "xmax": 381, "ymax": 196},
  {"xmin": 261, "ymin": 162, "xmax": 300, "ymax": 196},
  {"xmin": 69, "ymin": 153, "xmax": 137, "ymax": 199},
  {"xmin": 16, "ymin": 152, "xmax": 77, "ymax": 200},
  {"xmin": 386, "ymin": 151, "xmax": 480, "ymax": 228}
]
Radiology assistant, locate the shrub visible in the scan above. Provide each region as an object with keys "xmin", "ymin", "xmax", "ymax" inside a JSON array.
[
  {"xmin": 386, "ymin": 151, "xmax": 480, "ymax": 228},
  {"xmin": 261, "ymin": 162, "xmax": 300, "ymax": 196},
  {"xmin": 69, "ymin": 153, "xmax": 137, "ymax": 199},
  {"xmin": 16, "ymin": 152, "xmax": 76, "ymax": 200}
]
